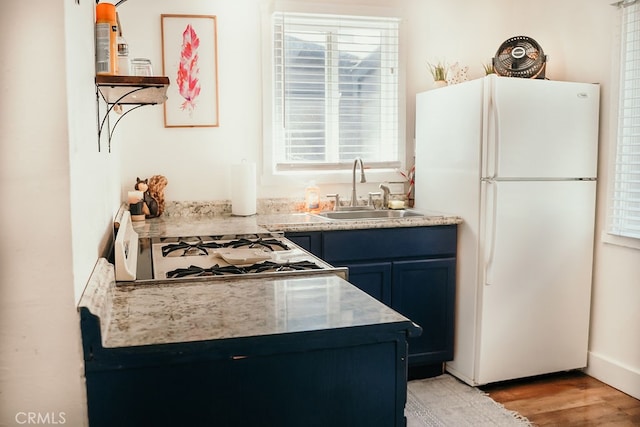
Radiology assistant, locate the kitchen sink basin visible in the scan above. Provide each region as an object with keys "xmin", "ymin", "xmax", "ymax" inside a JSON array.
[{"xmin": 312, "ymin": 209, "xmax": 425, "ymax": 220}]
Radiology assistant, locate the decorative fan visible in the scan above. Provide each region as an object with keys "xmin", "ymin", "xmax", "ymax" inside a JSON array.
[{"xmin": 493, "ymin": 36, "xmax": 546, "ymax": 79}]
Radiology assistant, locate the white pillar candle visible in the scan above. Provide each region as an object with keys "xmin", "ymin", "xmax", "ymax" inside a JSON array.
[{"xmin": 230, "ymin": 162, "xmax": 257, "ymax": 216}]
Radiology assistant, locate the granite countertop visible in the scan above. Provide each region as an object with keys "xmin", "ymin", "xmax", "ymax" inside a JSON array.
[
  {"xmin": 80, "ymin": 259, "xmax": 417, "ymax": 348},
  {"xmin": 79, "ymin": 206, "xmax": 456, "ymax": 349},
  {"xmin": 131, "ymin": 210, "xmax": 462, "ymax": 238}
]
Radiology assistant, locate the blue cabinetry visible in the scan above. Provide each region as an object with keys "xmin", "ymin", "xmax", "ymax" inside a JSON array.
[
  {"xmin": 392, "ymin": 258, "xmax": 455, "ymax": 365},
  {"xmin": 81, "ymin": 307, "xmax": 414, "ymax": 427},
  {"xmin": 347, "ymin": 262, "xmax": 392, "ymax": 305},
  {"xmin": 287, "ymin": 225, "xmax": 457, "ymax": 377},
  {"xmin": 285, "ymin": 230, "xmax": 322, "ymax": 256},
  {"xmin": 79, "ymin": 272, "xmax": 421, "ymax": 426}
]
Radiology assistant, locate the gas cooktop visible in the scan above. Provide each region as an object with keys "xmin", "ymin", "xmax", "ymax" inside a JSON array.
[
  {"xmin": 114, "ymin": 212, "xmax": 346, "ymax": 284},
  {"xmin": 142, "ymin": 233, "xmax": 339, "ymax": 282}
]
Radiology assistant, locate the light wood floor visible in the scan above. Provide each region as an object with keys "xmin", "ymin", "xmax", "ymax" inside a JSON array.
[{"xmin": 480, "ymin": 371, "xmax": 640, "ymax": 426}]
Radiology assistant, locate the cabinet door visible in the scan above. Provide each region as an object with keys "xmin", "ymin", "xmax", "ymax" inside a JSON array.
[
  {"xmin": 285, "ymin": 231, "xmax": 322, "ymax": 257},
  {"xmin": 392, "ymin": 258, "xmax": 456, "ymax": 365},
  {"xmin": 341, "ymin": 262, "xmax": 392, "ymax": 305}
]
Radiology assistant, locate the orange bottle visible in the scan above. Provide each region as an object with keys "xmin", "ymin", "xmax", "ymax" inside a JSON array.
[{"xmin": 95, "ymin": 3, "xmax": 118, "ymax": 75}]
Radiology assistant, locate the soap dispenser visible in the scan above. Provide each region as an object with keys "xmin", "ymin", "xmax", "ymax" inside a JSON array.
[{"xmin": 305, "ymin": 181, "xmax": 320, "ymax": 212}]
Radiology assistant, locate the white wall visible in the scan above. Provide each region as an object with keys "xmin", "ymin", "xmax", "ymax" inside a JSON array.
[
  {"xmin": 115, "ymin": 0, "xmax": 265, "ymax": 201},
  {"xmin": 67, "ymin": 0, "xmax": 121, "ymax": 303},
  {"xmin": 0, "ymin": 0, "xmax": 84, "ymax": 424},
  {"xmin": 1, "ymin": 0, "xmax": 119, "ymax": 424},
  {"xmin": 585, "ymin": 3, "xmax": 640, "ymax": 399}
]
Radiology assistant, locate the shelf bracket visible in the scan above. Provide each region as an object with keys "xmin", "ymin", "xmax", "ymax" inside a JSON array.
[
  {"xmin": 96, "ymin": 86, "xmax": 155, "ymax": 152},
  {"xmin": 94, "ymin": 76, "xmax": 169, "ymax": 152}
]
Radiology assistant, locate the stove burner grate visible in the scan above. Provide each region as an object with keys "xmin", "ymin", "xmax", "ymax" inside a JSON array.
[
  {"xmin": 166, "ymin": 264, "xmax": 246, "ymax": 278},
  {"xmin": 161, "ymin": 237, "xmax": 290, "ymax": 257},
  {"xmin": 247, "ymin": 260, "xmax": 322, "ymax": 273},
  {"xmin": 225, "ymin": 238, "xmax": 290, "ymax": 251},
  {"xmin": 165, "ymin": 260, "xmax": 322, "ymax": 278},
  {"xmin": 161, "ymin": 240, "xmax": 226, "ymax": 257}
]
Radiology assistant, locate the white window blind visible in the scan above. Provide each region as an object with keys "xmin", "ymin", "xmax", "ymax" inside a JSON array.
[
  {"xmin": 272, "ymin": 12, "xmax": 400, "ymax": 171},
  {"xmin": 611, "ymin": 1, "xmax": 640, "ymax": 239}
]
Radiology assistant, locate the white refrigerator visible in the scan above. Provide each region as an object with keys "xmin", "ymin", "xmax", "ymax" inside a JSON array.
[{"xmin": 414, "ymin": 75, "xmax": 599, "ymax": 386}]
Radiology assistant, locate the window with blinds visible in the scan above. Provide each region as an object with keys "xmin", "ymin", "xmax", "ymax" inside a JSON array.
[
  {"xmin": 611, "ymin": 1, "xmax": 640, "ymax": 239},
  {"xmin": 272, "ymin": 12, "xmax": 400, "ymax": 171}
]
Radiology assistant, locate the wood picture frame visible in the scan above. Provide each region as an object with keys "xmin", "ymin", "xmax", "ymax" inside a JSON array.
[{"xmin": 161, "ymin": 14, "xmax": 219, "ymax": 128}]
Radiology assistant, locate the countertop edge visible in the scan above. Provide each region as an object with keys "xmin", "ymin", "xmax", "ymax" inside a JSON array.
[
  {"xmin": 258, "ymin": 213, "xmax": 462, "ymax": 233},
  {"xmin": 132, "ymin": 211, "xmax": 462, "ymax": 237}
]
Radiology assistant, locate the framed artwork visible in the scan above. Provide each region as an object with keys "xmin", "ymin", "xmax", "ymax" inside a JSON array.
[{"xmin": 161, "ymin": 14, "xmax": 219, "ymax": 128}]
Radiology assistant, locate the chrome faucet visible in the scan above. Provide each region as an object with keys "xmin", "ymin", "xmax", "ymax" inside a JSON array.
[{"xmin": 351, "ymin": 157, "xmax": 366, "ymax": 207}]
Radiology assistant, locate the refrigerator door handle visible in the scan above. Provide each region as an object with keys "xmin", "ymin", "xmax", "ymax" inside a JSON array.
[
  {"xmin": 483, "ymin": 180, "xmax": 498, "ymax": 286},
  {"xmin": 484, "ymin": 77, "xmax": 500, "ymax": 179},
  {"xmin": 491, "ymin": 80, "xmax": 500, "ymax": 178}
]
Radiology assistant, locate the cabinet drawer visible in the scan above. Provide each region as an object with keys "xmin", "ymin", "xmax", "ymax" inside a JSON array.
[{"xmin": 323, "ymin": 226, "xmax": 456, "ymax": 262}]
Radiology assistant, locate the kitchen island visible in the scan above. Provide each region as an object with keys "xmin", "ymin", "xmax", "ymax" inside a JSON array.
[
  {"xmin": 79, "ymin": 210, "xmax": 460, "ymax": 426},
  {"xmin": 80, "ymin": 258, "xmax": 421, "ymax": 427}
]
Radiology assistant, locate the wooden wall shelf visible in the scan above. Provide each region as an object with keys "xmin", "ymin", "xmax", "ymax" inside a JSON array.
[{"xmin": 96, "ymin": 75, "xmax": 169, "ymax": 105}]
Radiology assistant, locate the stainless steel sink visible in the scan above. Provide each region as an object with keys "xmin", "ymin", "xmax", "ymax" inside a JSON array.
[{"xmin": 312, "ymin": 209, "xmax": 424, "ymax": 220}]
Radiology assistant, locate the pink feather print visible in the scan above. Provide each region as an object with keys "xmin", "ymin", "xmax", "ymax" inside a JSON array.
[{"xmin": 176, "ymin": 24, "xmax": 201, "ymax": 113}]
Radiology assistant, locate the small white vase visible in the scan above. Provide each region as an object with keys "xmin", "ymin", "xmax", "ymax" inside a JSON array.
[{"xmin": 433, "ymin": 80, "xmax": 448, "ymax": 89}]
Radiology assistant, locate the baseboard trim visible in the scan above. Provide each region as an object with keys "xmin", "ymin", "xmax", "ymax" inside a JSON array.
[{"xmin": 585, "ymin": 351, "xmax": 640, "ymax": 400}]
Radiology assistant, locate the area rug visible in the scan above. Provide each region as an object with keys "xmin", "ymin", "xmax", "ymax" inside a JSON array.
[{"xmin": 406, "ymin": 374, "xmax": 532, "ymax": 427}]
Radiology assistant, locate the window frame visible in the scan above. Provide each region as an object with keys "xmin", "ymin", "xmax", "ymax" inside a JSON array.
[
  {"xmin": 260, "ymin": 3, "xmax": 406, "ymax": 186},
  {"xmin": 605, "ymin": 0, "xmax": 640, "ymax": 250}
]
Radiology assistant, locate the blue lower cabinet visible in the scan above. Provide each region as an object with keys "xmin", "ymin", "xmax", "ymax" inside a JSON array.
[
  {"xmin": 288, "ymin": 225, "xmax": 458, "ymax": 377},
  {"xmin": 392, "ymin": 258, "xmax": 456, "ymax": 365},
  {"xmin": 81, "ymin": 308, "xmax": 413, "ymax": 427},
  {"xmin": 343, "ymin": 262, "xmax": 392, "ymax": 305}
]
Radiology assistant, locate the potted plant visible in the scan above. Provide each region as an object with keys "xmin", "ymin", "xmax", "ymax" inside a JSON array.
[
  {"xmin": 483, "ymin": 62, "xmax": 495, "ymax": 75},
  {"xmin": 428, "ymin": 62, "xmax": 448, "ymax": 88}
]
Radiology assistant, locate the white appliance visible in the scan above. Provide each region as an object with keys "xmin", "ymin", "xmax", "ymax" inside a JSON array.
[{"xmin": 414, "ymin": 75, "xmax": 599, "ymax": 386}]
